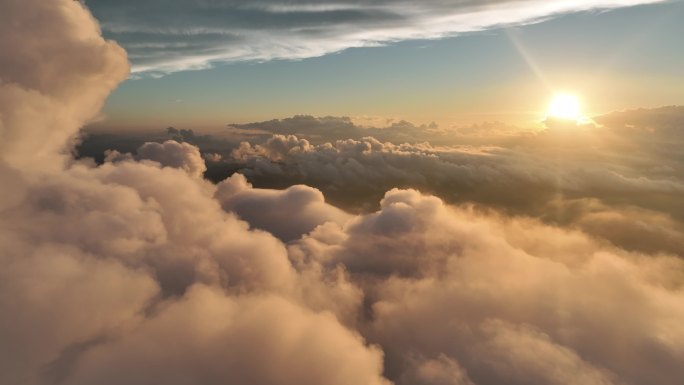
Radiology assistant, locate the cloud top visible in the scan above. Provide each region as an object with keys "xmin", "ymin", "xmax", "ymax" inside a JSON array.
[{"xmin": 0, "ymin": 0, "xmax": 128, "ymax": 169}]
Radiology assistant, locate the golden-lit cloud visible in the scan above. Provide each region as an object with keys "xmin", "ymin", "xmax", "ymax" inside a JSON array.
[{"xmin": 1, "ymin": 2, "xmax": 683, "ymax": 385}]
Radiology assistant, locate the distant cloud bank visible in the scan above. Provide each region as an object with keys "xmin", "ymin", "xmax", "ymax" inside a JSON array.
[{"xmin": 85, "ymin": 0, "xmax": 667, "ymax": 74}]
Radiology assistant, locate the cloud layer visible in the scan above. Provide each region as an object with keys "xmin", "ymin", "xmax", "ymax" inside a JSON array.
[
  {"xmin": 85, "ymin": 0, "xmax": 666, "ymax": 74},
  {"xmin": 3, "ymin": 2, "xmax": 684, "ymax": 385},
  {"xmin": 290, "ymin": 188, "xmax": 684, "ymax": 385}
]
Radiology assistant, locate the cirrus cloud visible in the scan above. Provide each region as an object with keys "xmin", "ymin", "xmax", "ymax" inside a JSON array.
[{"xmin": 85, "ymin": 0, "xmax": 667, "ymax": 74}]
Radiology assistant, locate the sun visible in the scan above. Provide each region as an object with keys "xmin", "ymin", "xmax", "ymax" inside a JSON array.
[{"xmin": 547, "ymin": 93, "xmax": 583, "ymax": 121}]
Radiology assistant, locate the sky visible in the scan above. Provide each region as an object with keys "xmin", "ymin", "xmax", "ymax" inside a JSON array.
[
  {"xmin": 90, "ymin": 0, "xmax": 684, "ymax": 131},
  {"xmin": 2, "ymin": 1, "xmax": 684, "ymax": 385}
]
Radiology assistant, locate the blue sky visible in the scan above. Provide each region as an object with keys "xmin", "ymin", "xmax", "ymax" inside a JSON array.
[{"xmin": 92, "ymin": 0, "xmax": 684, "ymax": 132}]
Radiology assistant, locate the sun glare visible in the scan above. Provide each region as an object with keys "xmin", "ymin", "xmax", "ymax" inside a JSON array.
[{"xmin": 547, "ymin": 93, "xmax": 583, "ymax": 121}]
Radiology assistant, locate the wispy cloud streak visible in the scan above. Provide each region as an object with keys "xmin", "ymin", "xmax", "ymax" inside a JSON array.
[{"xmin": 86, "ymin": 0, "xmax": 667, "ymax": 74}]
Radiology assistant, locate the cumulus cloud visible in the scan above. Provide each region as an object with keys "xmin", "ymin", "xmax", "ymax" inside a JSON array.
[
  {"xmin": 85, "ymin": 0, "xmax": 666, "ymax": 74},
  {"xmin": 136, "ymin": 140, "xmax": 207, "ymax": 178},
  {"xmin": 290, "ymin": 189, "xmax": 684, "ymax": 385},
  {"xmin": 215, "ymin": 173, "xmax": 351, "ymax": 242},
  {"xmin": 0, "ymin": 0, "xmax": 128, "ymax": 170},
  {"xmin": 0, "ymin": 245, "xmax": 157, "ymax": 385},
  {"xmin": 228, "ymin": 115, "xmax": 447, "ymax": 144},
  {"xmin": 227, "ymin": 132, "xmax": 684, "ymax": 220},
  {"xmin": 215, "ymin": 109, "xmax": 684, "ymax": 257},
  {"xmin": 68, "ymin": 285, "xmax": 390, "ymax": 385},
  {"xmin": 396, "ymin": 355, "xmax": 476, "ymax": 385},
  {"xmin": 0, "ymin": 2, "xmax": 388, "ymax": 384}
]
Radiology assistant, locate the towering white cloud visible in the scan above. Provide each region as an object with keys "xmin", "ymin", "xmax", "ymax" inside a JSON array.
[
  {"xmin": 0, "ymin": 2, "xmax": 390, "ymax": 384},
  {"xmin": 0, "ymin": 0, "xmax": 128, "ymax": 170}
]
